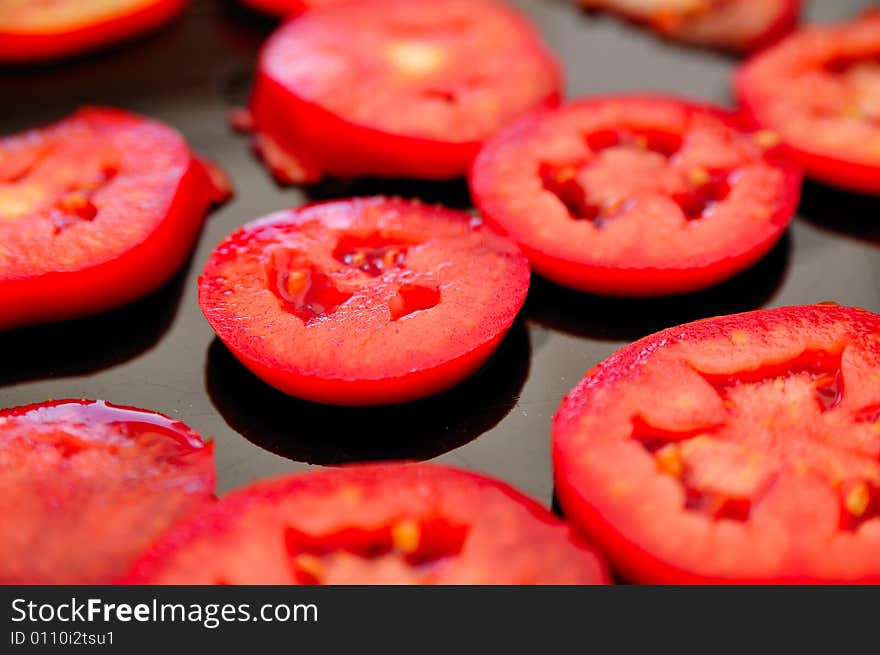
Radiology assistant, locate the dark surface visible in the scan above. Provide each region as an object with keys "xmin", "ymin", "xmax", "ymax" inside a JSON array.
[{"xmin": 1, "ymin": 0, "xmax": 877, "ymax": 502}]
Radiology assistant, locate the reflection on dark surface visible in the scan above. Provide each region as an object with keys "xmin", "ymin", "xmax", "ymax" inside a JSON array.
[
  {"xmin": 525, "ymin": 233, "xmax": 790, "ymax": 342},
  {"xmin": 305, "ymin": 177, "xmax": 474, "ymax": 210},
  {"xmin": 798, "ymin": 182, "xmax": 880, "ymax": 245},
  {"xmin": 206, "ymin": 321, "xmax": 530, "ymax": 464},
  {"xmin": 0, "ymin": 266, "xmax": 188, "ymax": 388}
]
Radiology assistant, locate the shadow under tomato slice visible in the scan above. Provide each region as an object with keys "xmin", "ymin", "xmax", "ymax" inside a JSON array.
[
  {"xmin": 0, "ymin": 0, "xmax": 187, "ymax": 63},
  {"xmin": 198, "ymin": 197, "xmax": 530, "ymax": 406},
  {"xmin": 797, "ymin": 181, "xmax": 880, "ymax": 246},
  {"xmin": 123, "ymin": 463, "xmax": 609, "ymax": 584},
  {"xmin": 0, "ymin": 106, "xmax": 230, "ymax": 331},
  {"xmin": 470, "ymin": 95, "xmax": 801, "ymax": 297},
  {"xmin": 242, "ymin": 0, "xmax": 561, "ymax": 183},
  {"xmin": 0, "ymin": 399, "xmax": 215, "ymax": 584},
  {"xmin": 524, "ymin": 232, "xmax": 790, "ymax": 343},
  {"xmin": 553, "ymin": 304, "xmax": 880, "ymax": 583},
  {"xmin": 0, "ymin": 257, "xmax": 190, "ymax": 388},
  {"xmin": 205, "ymin": 319, "xmax": 529, "ymax": 464}
]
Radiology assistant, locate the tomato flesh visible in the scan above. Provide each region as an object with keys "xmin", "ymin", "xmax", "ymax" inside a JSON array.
[
  {"xmin": 0, "ymin": 107, "xmax": 230, "ymax": 330},
  {"xmin": 470, "ymin": 95, "xmax": 801, "ymax": 296},
  {"xmin": 0, "ymin": 0, "xmax": 186, "ymax": 63},
  {"xmin": 735, "ymin": 12, "xmax": 880, "ymax": 194},
  {"xmin": 244, "ymin": 0, "xmax": 562, "ymax": 183},
  {"xmin": 579, "ymin": 0, "xmax": 800, "ymax": 52},
  {"xmin": 0, "ymin": 399, "xmax": 215, "ymax": 584},
  {"xmin": 553, "ymin": 304, "xmax": 880, "ymax": 583},
  {"xmin": 123, "ymin": 463, "xmax": 609, "ymax": 584},
  {"xmin": 198, "ymin": 197, "xmax": 530, "ymax": 405}
]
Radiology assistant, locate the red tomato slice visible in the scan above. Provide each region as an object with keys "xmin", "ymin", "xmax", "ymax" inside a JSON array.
[
  {"xmin": 0, "ymin": 399, "xmax": 215, "ymax": 584},
  {"xmin": 470, "ymin": 95, "xmax": 801, "ymax": 297},
  {"xmin": 0, "ymin": 0, "xmax": 186, "ymax": 63},
  {"xmin": 579, "ymin": 0, "xmax": 800, "ymax": 53},
  {"xmin": 0, "ymin": 107, "xmax": 231, "ymax": 331},
  {"xmin": 123, "ymin": 463, "xmax": 609, "ymax": 584},
  {"xmin": 735, "ymin": 11, "xmax": 880, "ymax": 195},
  {"xmin": 553, "ymin": 304, "xmax": 880, "ymax": 583},
  {"xmin": 198, "ymin": 197, "xmax": 530, "ymax": 406},
  {"xmin": 243, "ymin": 0, "xmax": 562, "ymax": 183},
  {"xmin": 240, "ymin": 0, "xmax": 346, "ymax": 17}
]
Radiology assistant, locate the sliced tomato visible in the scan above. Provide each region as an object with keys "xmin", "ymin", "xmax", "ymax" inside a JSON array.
[
  {"xmin": 579, "ymin": 0, "xmax": 800, "ymax": 53},
  {"xmin": 0, "ymin": 399, "xmax": 215, "ymax": 584},
  {"xmin": 243, "ymin": 0, "xmax": 561, "ymax": 183},
  {"xmin": 0, "ymin": 107, "xmax": 230, "ymax": 331},
  {"xmin": 0, "ymin": 0, "xmax": 186, "ymax": 63},
  {"xmin": 735, "ymin": 12, "xmax": 880, "ymax": 195},
  {"xmin": 198, "ymin": 197, "xmax": 529, "ymax": 406},
  {"xmin": 124, "ymin": 463, "xmax": 609, "ymax": 584},
  {"xmin": 240, "ymin": 0, "xmax": 347, "ymax": 17},
  {"xmin": 470, "ymin": 95, "xmax": 801, "ymax": 297},
  {"xmin": 553, "ymin": 304, "xmax": 880, "ymax": 583}
]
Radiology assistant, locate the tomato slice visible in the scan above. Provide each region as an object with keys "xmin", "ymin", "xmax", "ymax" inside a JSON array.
[
  {"xmin": 198, "ymin": 197, "xmax": 530, "ymax": 406},
  {"xmin": 123, "ymin": 463, "xmax": 609, "ymax": 584},
  {"xmin": 242, "ymin": 0, "xmax": 562, "ymax": 183},
  {"xmin": 470, "ymin": 95, "xmax": 801, "ymax": 297},
  {"xmin": 735, "ymin": 11, "xmax": 880, "ymax": 195},
  {"xmin": 553, "ymin": 304, "xmax": 880, "ymax": 583},
  {"xmin": 0, "ymin": 399, "xmax": 215, "ymax": 584},
  {"xmin": 240, "ymin": 0, "xmax": 345, "ymax": 17},
  {"xmin": 0, "ymin": 107, "xmax": 230, "ymax": 331},
  {"xmin": 579, "ymin": 0, "xmax": 800, "ymax": 53},
  {"xmin": 0, "ymin": 0, "xmax": 186, "ymax": 63}
]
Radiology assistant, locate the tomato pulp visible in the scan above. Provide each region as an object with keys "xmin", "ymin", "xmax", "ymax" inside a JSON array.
[
  {"xmin": 470, "ymin": 95, "xmax": 801, "ymax": 297},
  {"xmin": 579, "ymin": 0, "xmax": 800, "ymax": 53},
  {"xmin": 0, "ymin": 0, "xmax": 186, "ymax": 63},
  {"xmin": 0, "ymin": 107, "xmax": 230, "ymax": 330},
  {"xmin": 124, "ymin": 463, "xmax": 609, "ymax": 584},
  {"xmin": 243, "ymin": 0, "xmax": 562, "ymax": 183},
  {"xmin": 198, "ymin": 197, "xmax": 530, "ymax": 405},
  {"xmin": 735, "ymin": 12, "xmax": 880, "ymax": 194},
  {"xmin": 553, "ymin": 304, "xmax": 880, "ymax": 583},
  {"xmin": 0, "ymin": 399, "xmax": 215, "ymax": 584}
]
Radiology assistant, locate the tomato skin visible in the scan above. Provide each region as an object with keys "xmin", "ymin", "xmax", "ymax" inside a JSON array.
[
  {"xmin": 229, "ymin": 326, "xmax": 509, "ymax": 406},
  {"xmin": 470, "ymin": 95, "xmax": 802, "ymax": 297},
  {"xmin": 748, "ymin": 0, "xmax": 802, "ymax": 53},
  {"xmin": 0, "ymin": 399, "xmax": 215, "ymax": 585},
  {"xmin": 0, "ymin": 107, "xmax": 231, "ymax": 331},
  {"xmin": 735, "ymin": 13, "xmax": 880, "ymax": 195},
  {"xmin": 241, "ymin": 0, "xmax": 342, "ymax": 17},
  {"xmin": 0, "ymin": 0, "xmax": 186, "ymax": 64},
  {"xmin": 123, "ymin": 463, "xmax": 610, "ymax": 585},
  {"xmin": 248, "ymin": 74, "xmax": 498, "ymax": 183},
  {"xmin": 511, "ymin": 232, "xmax": 786, "ymax": 298},
  {"xmin": 245, "ymin": 0, "xmax": 563, "ymax": 183},
  {"xmin": 198, "ymin": 197, "xmax": 530, "ymax": 406},
  {"xmin": 553, "ymin": 305, "xmax": 880, "ymax": 584},
  {"xmin": 579, "ymin": 0, "xmax": 800, "ymax": 53},
  {"xmin": 241, "ymin": 0, "xmax": 304, "ymax": 16}
]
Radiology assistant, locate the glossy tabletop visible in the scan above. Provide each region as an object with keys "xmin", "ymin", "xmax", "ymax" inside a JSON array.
[{"xmin": 1, "ymin": 0, "xmax": 877, "ymax": 505}]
